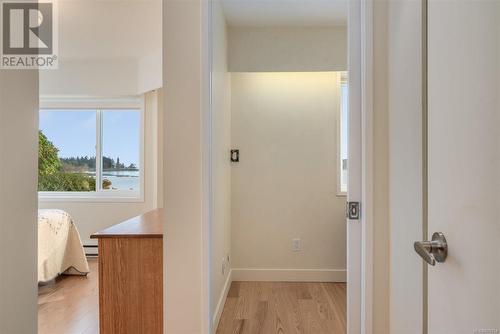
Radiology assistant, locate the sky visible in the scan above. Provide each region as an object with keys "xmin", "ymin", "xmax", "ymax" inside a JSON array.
[{"xmin": 39, "ymin": 109, "xmax": 140, "ymax": 167}]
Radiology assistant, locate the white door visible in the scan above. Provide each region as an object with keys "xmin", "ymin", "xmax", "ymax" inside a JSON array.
[{"xmin": 426, "ymin": 1, "xmax": 500, "ymax": 333}]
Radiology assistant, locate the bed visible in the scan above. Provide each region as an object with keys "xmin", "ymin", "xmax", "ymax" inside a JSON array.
[{"xmin": 38, "ymin": 209, "xmax": 90, "ymax": 283}]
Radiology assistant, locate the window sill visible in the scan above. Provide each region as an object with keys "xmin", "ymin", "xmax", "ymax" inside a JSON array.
[
  {"xmin": 337, "ymin": 192, "xmax": 347, "ymax": 197},
  {"xmin": 38, "ymin": 191, "xmax": 144, "ymax": 203}
]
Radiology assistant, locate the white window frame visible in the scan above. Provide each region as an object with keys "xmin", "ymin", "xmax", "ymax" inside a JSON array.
[
  {"xmin": 38, "ymin": 96, "xmax": 145, "ymax": 202},
  {"xmin": 337, "ymin": 71, "xmax": 348, "ymax": 197}
]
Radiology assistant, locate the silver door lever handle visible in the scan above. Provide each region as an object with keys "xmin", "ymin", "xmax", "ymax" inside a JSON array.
[{"xmin": 414, "ymin": 232, "xmax": 448, "ymax": 266}]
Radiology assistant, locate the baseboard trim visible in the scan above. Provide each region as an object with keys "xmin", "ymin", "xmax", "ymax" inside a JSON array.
[
  {"xmin": 83, "ymin": 244, "xmax": 98, "ymax": 257},
  {"xmin": 212, "ymin": 269, "xmax": 233, "ymax": 332},
  {"xmin": 231, "ymin": 268, "xmax": 347, "ymax": 282}
]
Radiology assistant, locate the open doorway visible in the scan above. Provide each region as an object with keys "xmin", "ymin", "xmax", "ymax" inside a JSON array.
[
  {"xmin": 35, "ymin": 1, "xmax": 162, "ymax": 333},
  {"xmin": 209, "ymin": 1, "xmax": 350, "ymax": 333}
]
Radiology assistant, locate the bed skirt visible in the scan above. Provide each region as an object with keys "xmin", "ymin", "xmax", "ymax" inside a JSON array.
[{"xmin": 38, "ymin": 209, "xmax": 90, "ymax": 283}]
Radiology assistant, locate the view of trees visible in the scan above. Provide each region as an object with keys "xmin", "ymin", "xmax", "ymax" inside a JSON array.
[
  {"xmin": 38, "ymin": 130, "xmax": 138, "ymax": 191},
  {"xmin": 59, "ymin": 156, "xmax": 138, "ymax": 172},
  {"xmin": 38, "ymin": 171, "xmax": 97, "ymax": 192},
  {"xmin": 38, "ymin": 131, "xmax": 96, "ymax": 191},
  {"xmin": 38, "ymin": 131, "xmax": 61, "ymax": 176}
]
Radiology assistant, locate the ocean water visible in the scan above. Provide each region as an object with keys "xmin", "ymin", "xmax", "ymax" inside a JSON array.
[{"xmin": 101, "ymin": 170, "xmax": 140, "ymax": 191}]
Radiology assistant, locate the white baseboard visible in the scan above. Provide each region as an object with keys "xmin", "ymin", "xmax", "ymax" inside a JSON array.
[
  {"xmin": 212, "ymin": 269, "xmax": 233, "ymax": 332},
  {"xmin": 231, "ymin": 268, "xmax": 347, "ymax": 282}
]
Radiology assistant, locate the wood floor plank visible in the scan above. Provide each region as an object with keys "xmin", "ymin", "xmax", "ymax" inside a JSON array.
[
  {"xmin": 38, "ymin": 258, "xmax": 99, "ymax": 334},
  {"xmin": 322, "ymin": 283, "xmax": 347, "ymax": 332},
  {"xmin": 216, "ymin": 282, "xmax": 346, "ymax": 334},
  {"xmin": 250, "ymin": 300, "xmax": 269, "ymax": 334},
  {"xmin": 218, "ymin": 296, "xmax": 240, "ymax": 334},
  {"xmin": 228, "ymin": 281, "xmax": 241, "ymax": 298}
]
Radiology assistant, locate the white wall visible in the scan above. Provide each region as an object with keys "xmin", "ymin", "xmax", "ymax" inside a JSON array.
[
  {"xmin": 230, "ymin": 72, "xmax": 347, "ymax": 278},
  {"xmin": 0, "ymin": 71, "xmax": 39, "ymax": 333},
  {"xmin": 40, "ymin": 58, "xmax": 138, "ymax": 96},
  {"xmin": 40, "ymin": 57, "xmax": 162, "ymax": 97},
  {"xmin": 163, "ymin": 0, "xmax": 206, "ymax": 332},
  {"xmin": 228, "ymin": 26, "xmax": 347, "ymax": 72},
  {"xmin": 38, "ymin": 91, "xmax": 162, "ymax": 246},
  {"xmin": 38, "ymin": 0, "xmax": 162, "ymax": 96},
  {"xmin": 138, "ymin": 50, "xmax": 163, "ymax": 94},
  {"xmin": 210, "ymin": 1, "xmax": 233, "ymax": 330}
]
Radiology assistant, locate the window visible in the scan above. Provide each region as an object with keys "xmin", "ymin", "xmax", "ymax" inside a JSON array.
[
  {"xmin": 338, "ymin": 72, "xmax": 348, "ymax": 195},
  {"xmin": 38, "ymin": 107, "xmax": 142, "ymax": 199}
]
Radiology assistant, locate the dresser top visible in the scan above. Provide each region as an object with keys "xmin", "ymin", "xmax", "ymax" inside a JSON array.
[{"xmin": 91, "ymin": 208, "xmax": 164, "ymax": 239}]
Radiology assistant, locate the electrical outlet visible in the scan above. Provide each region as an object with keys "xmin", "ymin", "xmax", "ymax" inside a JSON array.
[{"xmin": 292, "ymin": 238, "xmax": 301, "ymax": 252}]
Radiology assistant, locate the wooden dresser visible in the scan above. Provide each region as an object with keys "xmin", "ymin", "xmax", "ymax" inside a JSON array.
[{"xmin": 91, "ymin": 209, "xmax": 164, "ymax": 334}]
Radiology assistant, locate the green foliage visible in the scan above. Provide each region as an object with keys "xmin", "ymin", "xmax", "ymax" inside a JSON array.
[
  {"xmin": 60, "ymin": 156, "xmax": 95, "ymax": 172},
  {"xmin": 38, "ymin": 131, "xmax": 61, "ymax": 176},
  {"xmin": 103, "ymin": 156, "xmax": 114, "ymax": 169},
  {"xmin": 60, "ymin": 155, "xmax": 137, "ymax": 171},
  {"xmin": 38, "ymin": 172, "xmax": 96, "ymax": 192},
  {"xmin": 38, "ymin": 130, "xmax": 97, "ymax": 192}
]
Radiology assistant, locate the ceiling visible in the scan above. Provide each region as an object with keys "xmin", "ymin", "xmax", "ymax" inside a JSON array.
[
  {"xmin": 56, "ymin": 0, "xmax": 345, "ymax": 59},
  {"xmin": 221, "ymin": 0, "xmax": 348, "ymax": 27}
]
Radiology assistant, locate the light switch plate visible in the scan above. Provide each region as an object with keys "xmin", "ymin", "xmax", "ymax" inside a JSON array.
[{"xmin": 292, "ymin": 238, "xmax": 301, "ymax": 252}]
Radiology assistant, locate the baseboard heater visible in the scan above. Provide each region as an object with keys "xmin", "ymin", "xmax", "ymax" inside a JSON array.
[{"xmin": 83, "ymin": 244, "xmax": 98, "ymax": 257}]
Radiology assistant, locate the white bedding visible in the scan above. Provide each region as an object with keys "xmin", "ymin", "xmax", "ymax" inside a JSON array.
[{"xmin": 38, "ymin": 209, "xmax": 90, "ymax": 283}]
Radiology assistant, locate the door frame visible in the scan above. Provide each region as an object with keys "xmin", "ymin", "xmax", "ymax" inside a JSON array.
[
  {"xmin": 201, "ymin": 0, "xmax": 374, "ymax": 332},
  {"xmin": 348, "ymin": 0, "xmax": 374, "ymax": 332}
]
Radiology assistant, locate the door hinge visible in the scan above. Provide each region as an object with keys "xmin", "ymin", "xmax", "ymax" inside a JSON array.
[{"xmin": 346, "ymin": 201, "xmax": 360, "ymax": 220}]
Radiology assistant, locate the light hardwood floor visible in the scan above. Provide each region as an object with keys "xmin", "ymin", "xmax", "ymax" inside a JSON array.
[
  {"xmin": 216, "ymin": 282, "xmax": 347, "ymax": 334},
  {"xmin": 38, "ymin": 258, "xmax": 98, "ymax": 334},
  {"xmin": 38, "ymin": 261, "xmax": 346, "ymax": 334}
]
